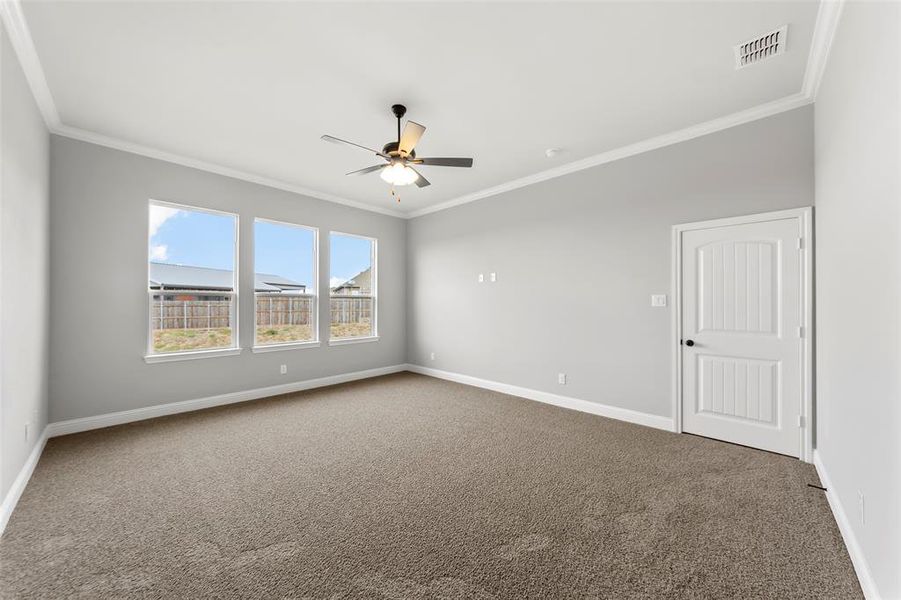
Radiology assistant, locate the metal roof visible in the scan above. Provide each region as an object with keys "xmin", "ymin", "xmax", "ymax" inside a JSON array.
[{"xmin": 149, "ymin": 262, "xmax": 306, "ymax": 292}]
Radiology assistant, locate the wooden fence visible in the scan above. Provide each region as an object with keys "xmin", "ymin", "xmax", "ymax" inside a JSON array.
[
  {"xmin": 151, "ymin": 299, "xmax": 232, "ymax": 330},
  {"xmin": 330, "ymin": 296, "xmax": 372, "ymax": 325},
  {"xmin": 151, "ymin": 294, "xmax": 371, "ymax": 330},
  {"xmin": 256, "ymin": 295, "xmax": 314, "ymax": 327}
]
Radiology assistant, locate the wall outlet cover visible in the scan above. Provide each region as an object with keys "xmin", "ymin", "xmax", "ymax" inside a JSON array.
[
  {"xmin": 651, "ymin": 294, "xmax": 667, "ymax": 307},
  {"xmin": 280, "ymin": 364, "xmax": 287, "ymax": 375}
]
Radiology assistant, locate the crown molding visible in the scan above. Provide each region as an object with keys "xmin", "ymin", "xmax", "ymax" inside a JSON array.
[
  {"xmin": 1, "ymin": 0, "xmax": 405, "ymax": 219},
  {"xmin": 406, "ymin": 91, "xmax": 812, "ymax": 219},
  {"xmin": 4, "ymin": 0, "xmax": 844, "ymax": 221},
  {"xmin": 53, "ymin": 124, "xmax": 407, "ymax": 218},
  {"xmin": 802, "ymin": 0, "xmax": 845, "ymax": 100},
  {"xmin": 409, "ymin": 0, "xmax": 846, "ymax": 219},
  {"xmin": 0, "ymin": 0, "xmax": 59, "ymax": 128}
]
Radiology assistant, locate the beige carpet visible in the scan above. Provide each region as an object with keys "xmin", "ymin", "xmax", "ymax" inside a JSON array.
[{"xmin": 1, "ymin": 372, "xmax": 860, "ymax": 599}]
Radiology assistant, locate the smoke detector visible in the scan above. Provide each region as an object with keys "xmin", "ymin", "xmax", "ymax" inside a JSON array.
[{"xmin": 734, "ymin": 26, "xmax": 788, "ymax": 69}]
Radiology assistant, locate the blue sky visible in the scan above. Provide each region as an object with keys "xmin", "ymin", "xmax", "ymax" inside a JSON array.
[{"xmin": 149, "ymin": 206, "xmax": 372, "ymax": 289}]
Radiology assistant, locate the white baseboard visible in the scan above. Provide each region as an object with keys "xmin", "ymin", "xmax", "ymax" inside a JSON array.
[
  {"xmin": 47, "ymin": 364, "xmax": 407, "ymax": 437},
  {"xmin": 405, "ymin": 364, "xmax": 675, "ymax": 432},
  {"xmin": 0, "ymin": 426, "xmax": 49, "ymax": 537},
  {"xmin": 813, "ymin": 450, "xmax": 880, "ymax": 600}
]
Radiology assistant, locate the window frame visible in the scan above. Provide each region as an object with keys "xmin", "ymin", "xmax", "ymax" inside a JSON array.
[
  {"xmin": 145, "ymin": 200, "xmax": 241, "ymax": 363},
  {"xmin": 252, "ymin": 217, "xmax": 320, "ymax": 353},
  {"xmin": 328, "ymin": 230, "xmax": 378, "ymax": 345}
]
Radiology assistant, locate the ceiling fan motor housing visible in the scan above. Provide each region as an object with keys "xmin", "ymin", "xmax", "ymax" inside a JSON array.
[{"xmin": 382, "ymin": 141, "xmax": 415, "ymax": 159}]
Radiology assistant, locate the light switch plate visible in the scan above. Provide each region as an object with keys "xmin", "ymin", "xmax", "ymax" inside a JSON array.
[
  {"xmin": 651, "ymin": 294, "xmax": 667, "ymax": 307},
  {"xmin": 490, "ymin": 272, "xmax": 497, "ymax": 282},
  {"xmin": 478, "ymin": 273, "xmax": 484, "ymax": 283}
]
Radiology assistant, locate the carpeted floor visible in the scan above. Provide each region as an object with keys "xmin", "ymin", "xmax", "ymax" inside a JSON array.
[{"xmin": 1, "ymin": 372, "xmax": 860, "ymax": 599}]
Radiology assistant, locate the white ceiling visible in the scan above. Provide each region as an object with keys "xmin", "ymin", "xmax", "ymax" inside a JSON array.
[{"xmin": 20, "ymin": 1, "xmax": 820, "ymax": 215}]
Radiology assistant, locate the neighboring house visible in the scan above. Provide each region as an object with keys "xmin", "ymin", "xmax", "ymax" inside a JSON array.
[
  {"xmin": 149, "ymin": 262, "xmax": 306, "ymax": 300},
  {"xmin": 331, "ymin": 267, "xmax": 371, "ymax": 295}
]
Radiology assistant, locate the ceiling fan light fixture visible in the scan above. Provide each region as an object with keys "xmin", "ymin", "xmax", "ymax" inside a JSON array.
[
  {"xmin": 380, "ymin": 162, "xmax": 418, "ymax": 186},
  {"xmin": 322, "ymin": 105, "xmax": 472, "ymax": 194}
]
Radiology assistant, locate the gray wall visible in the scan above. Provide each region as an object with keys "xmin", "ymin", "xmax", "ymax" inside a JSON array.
[
  {"xmin": 49, "ymin": 136, "xmax": 405, "ymax": 422},
  {"xmin": 1, "ymin": 28, "xmax": 50, "ymax": 500},
  {"xmin": 814, "ymin": 3, "xmax": 900, "ymax": 597},
  {"xmin": 407, "ymin": 106, "xmax": 813, "ymax": 419}
]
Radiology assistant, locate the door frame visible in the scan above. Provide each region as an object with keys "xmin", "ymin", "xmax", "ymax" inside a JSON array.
[{"xmin": 671, "ymin": 207, "xmax": 814, "ymax": 462}]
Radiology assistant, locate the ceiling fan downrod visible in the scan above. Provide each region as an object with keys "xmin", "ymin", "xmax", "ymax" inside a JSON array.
[{"xmin": 392, "ymin": 104, "xmax": 406, "ymax": 144}]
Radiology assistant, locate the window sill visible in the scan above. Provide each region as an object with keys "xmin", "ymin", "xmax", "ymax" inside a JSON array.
[
  {"xmin": 328, "ymin": 336, "xmax": 380, "ymax": 346},
  {"xmin": 144, "ymin": 347, "xmax": 243, "ymax": 363},
  {"xmin": 252, "ymin": 341, "xmax": 321, "ymax": 353}
]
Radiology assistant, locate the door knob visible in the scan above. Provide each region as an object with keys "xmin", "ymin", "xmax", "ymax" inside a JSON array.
[{"xmin": 683, "ymin": 339, "xmax": 695, "ymax": 347}]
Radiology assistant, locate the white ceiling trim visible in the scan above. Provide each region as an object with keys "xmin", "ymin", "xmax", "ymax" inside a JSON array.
[
  {"xmin": 801, "ymin": 0, "xmax": 845, "ymax": 100},
  {"xmin": 0, "ymin": 0, "xmax": 405, "ymax": 219},
  {"xmin": 0, "ymin": 0, "xmax": 59, "ymax": 129},
  {"xmin": 409, "ymin": 0, "xmax": 846, "ymax": 219},
  {"xmin": 3, "ymin": 0, "xmax": 844, "ymax": 221},
  {"xmin": 406, "ymin": 91, "xmax": 812, "ymax": 219},
  {"xmin": 53, "ymin": 124, "xmax": 407, "ymax": 218}
]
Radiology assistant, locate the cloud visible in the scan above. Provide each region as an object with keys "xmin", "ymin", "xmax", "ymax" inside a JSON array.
[
  {"xmin": 329, "ymin": 277, "xmax": 346, "ymax": 289},
  {"xmin": 150, "ymin": 245, "xmax": 168, "ymax": 261},
  {"xmin": 149, "ymin": 205, "xmax": 181, "ymax": 238}
]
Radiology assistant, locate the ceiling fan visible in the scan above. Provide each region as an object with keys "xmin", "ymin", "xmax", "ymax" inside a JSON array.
[{"xmin": 321, "ymin": 104, "xmax": 473, "ymax": 192}]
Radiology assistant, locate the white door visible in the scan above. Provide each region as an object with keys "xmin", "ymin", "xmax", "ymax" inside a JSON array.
[{"xmin": 680, "ymin": 214, "xmax": 805, "ymax": 457}]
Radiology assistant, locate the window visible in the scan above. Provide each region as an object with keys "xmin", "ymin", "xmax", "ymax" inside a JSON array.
[
  {"xmin": 329, "ymin": 232, "xmax": 377, "ymax": 342},
  {"xmin": 254, "ymin": 219, "xmax": 318, "ymax": 349},
  {"xmin": 147, "ymin": 201, "xmax": 238, "ymax": 358}
]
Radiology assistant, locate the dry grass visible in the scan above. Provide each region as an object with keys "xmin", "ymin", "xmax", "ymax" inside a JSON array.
[
  {"xmin": 152, "ymin": 320, "xmax": 373, "ymax": 353},
  {"xmin": 255, "ymin": 324, "xmax": 314, "ymax": 344},
  {"xmin": 153, "ymin": 328, "xmax": 232, "ymax": 353},
  {"xmin": 330, "ymin": 320, "xmax": 373, "ymax": 339}
]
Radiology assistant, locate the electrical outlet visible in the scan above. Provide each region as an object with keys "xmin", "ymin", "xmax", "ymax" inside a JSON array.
[
  {"xmin": 858, "ymin": 491, "xmax": 865, "ymax": 525},
  {"xmin": 478, "ymin": 273, "xmax": 484, "ymax": 283},
  {"xmin": 280, "ymin": 364, "xmax": 287, "ymax": 375},
  {"xmin": 490, "ymin": 272, "xmax": 497, "ymax": 282},
  {"xmin": 430, "ymin": 352, "xmax": 436, "ymax": 361},
  {"xmin": 651, "ymin": 294, "xmax": 667, "ymax": 307},
  {"xmin": 558, "ymin": 373, "xmax": 566, "ymax": 385}
]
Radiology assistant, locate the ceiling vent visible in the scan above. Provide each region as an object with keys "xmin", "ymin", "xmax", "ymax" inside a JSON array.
[{"xmin": 734, "ymin": 26, "xmax": 787, "ymax": 69}]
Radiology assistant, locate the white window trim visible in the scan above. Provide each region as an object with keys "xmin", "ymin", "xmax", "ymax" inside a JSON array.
[
  {"xmin": 252, "ymin": 340, "xmax": 322, "ymax": 353},
  {"xmin": 146, "ymin": 200, "xmax": 240, "ymax": 361},
  {"xmin": 328, "ymin": 336, "xmax": 379, "ymax": 347},
  {"xmin": 144, "ymin": 347, "xmax": 243, "ymax": 364},
  {"xmin": 252, "ymin": 218, "xmax": 320, "ymax": 351},
  {"xmin": 329, "ymin": 231, "xmax": 378, "ymax": 342}
]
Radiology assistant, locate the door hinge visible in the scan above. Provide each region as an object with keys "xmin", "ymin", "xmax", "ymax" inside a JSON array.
[
  {"xmin": 798, "ymin": 415, "xmax": 805, "ymax": 428},
  {"xmin": 797, "ymin": 237, "xmax": 804, "ymax": 250}
]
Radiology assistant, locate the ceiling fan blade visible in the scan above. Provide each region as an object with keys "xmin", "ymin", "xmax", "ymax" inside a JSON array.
[
  {"xmin": 321, "ymin": 135, "xmax": 388, "ymax": 158},
  {"xmin": 398, "ymin": 121, "xmax": 426, "ymax": 155},
  {"xmin": 346, "ymin": 164, "xmax": 386, "ymax": 176},
  {"xmin": 410, "ymin": 167, "xmax": 430, "ymax": 188},
  {"xmin": 413, "ymin": 157, "xmax": 473, "ymax": 168}
]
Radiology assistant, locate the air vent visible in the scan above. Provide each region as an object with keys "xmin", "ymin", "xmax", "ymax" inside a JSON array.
[{"xmin": 734, "ymin": 26, "xmax": 788, "ymax": 69}]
